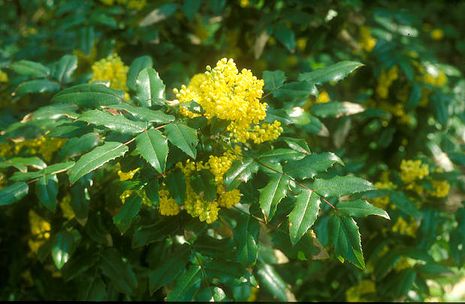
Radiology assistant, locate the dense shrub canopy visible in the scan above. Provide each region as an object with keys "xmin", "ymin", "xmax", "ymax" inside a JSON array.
[{"xmin": 1, "ymin": 0, "xmax": 465, "ymax": 301}]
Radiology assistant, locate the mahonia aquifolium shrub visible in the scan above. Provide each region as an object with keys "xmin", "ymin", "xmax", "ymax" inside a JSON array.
[{"xmin": 1, "ymin": 0, "xmax": 465, "ymax": 302}]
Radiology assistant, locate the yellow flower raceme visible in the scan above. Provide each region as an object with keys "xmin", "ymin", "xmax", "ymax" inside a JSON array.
[
  {"xmin": 392, "ymin": 217, "xmax": 418, "ymax": 237},
  {"xmin": 372, "ymin": 179, "xmax": 396, "ymax": 209},
  {"xmin": 91, "ymin": 54, "xmax": 129, "ymax": 92},
  {"xmin": 159, "ymin": 189, "xmax": 181, "ymax": 216},
  {"xmin": 316, "ymin": 90, "xmax": 330, "ymax": 103},
  {"xmin": 345, "ymin": 280, "xmax": 376, "ymax": 302},
  {"xmin": 100, "ymin": 0, "xmax": 146, "ymax": 10},
  {"xmin": 431, "ymin": 28, "xmax": 444, "ymax": 41},
  {"xmin": 174, "ymin": 58, "xmax": 282, "ymax": 144},
  {"xmin": 60, "ymin": 194, "xmax": 75, "ymax": 220},
  {"xmin": 376, "ymin": 66, "xmax": 398, "ymax": 99},
  {"xmin": 28, "ymin": 210, "xmax": 51, "ymax": 253},
  {"xmin": 0, "ymin": 70, "xmax": 8, "ymax": 83},
  {"xmin": 118, "ymin": 167, "xmax": 140, "ymax": 181},
  {"xmin": 430, "ymin": 180, "xmax": 450, "ymax": 198},
  {"xmin": 400, "ymin": 159, "xmax": 429, "ymax": 184},
  {"xmin": 359, "ymin": 26, "xmax": 377, "ymax": 52},
  {"xmin": 13, "ymin": 136, "xmax": 66, "ymax": 162}
]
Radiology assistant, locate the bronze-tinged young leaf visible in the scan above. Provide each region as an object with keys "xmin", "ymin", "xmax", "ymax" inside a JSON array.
[
  {"xmin": 284, "ymin": 152, "xmax": 343, "ymax": 180},
  {"xmin": 329, "ymin": 215, "xmax": 365, "ymax": 269},
  {"xmin": 289, "ymin": 189, "xmax": 321, "ymax": 245},
  {"xmin": 165, "ymin": 123, "xmax": 198, "ymax": 158},
  {"xmin": 78, "ymin": 109, "xmax": 147, "ymax": 134},
  {"xmin": 298, "ymin": 61, "xmax": 364, "ymax": 84},
  {"xmin": 337, "ymin": 199, "xmax": 390, "ymax": 220},
  {"xmin": 313, "ymin": 175, "xmax": 374, "ymax": 197},
  {"xmin": 135, "ymin": 129, "xmax": 168, "ymax": 174},
  {"xmin": 0, "ymin": 182, "xmax": 29, "ymax": 206},
  {"xmin": 224, "ymin": 158, "xmax": 259, "ymax": 191},
  {"xmin": 68, "ymin": 142, "xmax": 128, "ymax": 184},
  {"xmin": 259, "ymin": 173, "xmax": 289, "ymax": 220}
]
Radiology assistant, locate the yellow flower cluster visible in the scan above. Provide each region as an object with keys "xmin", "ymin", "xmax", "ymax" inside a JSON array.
[
  {"xmin": 120, "ymin": 188, "xmax": 151, "ymax": 206},
  {"xmin": 174, "ymin": 58, "xmax": 282, "ymax": 144},
  {"xmin": 345, "ymin": 280, "xmax": 376, "ymax": 302},
  {"xmin": 376, "ymin": 66, "xmax": 399, "ymax": 99},
  {"xmin": 158, "ymin": 189, "xmax": 181, "ymax": 216},
  {"xmin": 0, "ymin": 70, "xmax": 8, "ymax": 83},
  {"xmin": 118, "ymin": 167, "xmax": 140, "ymax": 181},
  {"xmin": 28, "ymin": 210, "xmax": 51, "ymax": 253},
  {"xmin": 239, "ymin": 0, "xmax": 250, "ymax": 8},
  {"xmin": 316, "ymin": 90, "xmax": 330, "ymax": 103},
  {"xmin": 400, "ymin": 159, "xmax": 429, "ymax": 184},
  {"xmin": 359, "ymin": 26, "xmax": 377, "ymax": 52},
  {"xmin": 430, "ymin": 28, "xmax": 444, "ymax": 41},
  {"xmin": 13, "ymin": 136, "xmax": 66, "ymax": 162},
  {"xmin": 430, "ymin": 180, "xmax": 450, "ymax": 198},
  {"xmin": 394, "ymin": 257, "xmax": 416, "ymax": 271},
  {"xmin": 158, "ymin": 148, "xmax": 242, "ymax": 223},
  {"xmin": 392, "ymin": 217, "xmax": 418, "ymax": 237},
  {"xmin": 372, "ymin": 177, "xmax": 396, "ymax": 209},
  {"xmin": 91, "ymin": 54, "xmax": 129, "ymax": 92},
  {"xmin": 60, "ymin": 194, "xmax": 75, "ymax": 220},
  {"xmin": 100, "ymin": 0, "xmax": 146, "ymax": 10}
]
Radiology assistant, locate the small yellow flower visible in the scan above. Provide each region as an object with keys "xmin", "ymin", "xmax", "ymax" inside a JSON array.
[
  {"xmin": 431, "ymin": 28, "xmax": 444, "ymax": 41},
  {"xmin": 359, "ymin": 26, "xmax": 377, "ymax": 52},
  {"xmin": 400, "ymin": 159, "xmax": 429, "ymax": 184},
  {"xmin": 430, "ymin": 180, "xmax": 450, "ymax": 198},
  {"xmin": 0, "ymin": 70, "xmax": 8, "ymax": 83},
  {"xmin": 159, "ymin": 189, "xmax": 180, "ymax": 216},
  {"xmin": 392, "ymin": 217, "xmax": 418, "ymax": 237},
  {"xmin": 28, "ymin": 210, "xmax": 51, "ymax": 253},
  {"xmin": 345, "ymin": 280, "xmax": 376, "ymax": 302},
  {"xmin": 118, "ymin": 167, "xmax": 140, "ymax": 181},
  {"xmin": 91, "ymin": 53, "xmax": 129, "ymax": 92},
  {"xmin": 316, "ymin": 91, "xmax": 330, "ymax": 103},
  {"xmin": 60, "ymin": 194, "xmax": 75, "ymax": 220}
]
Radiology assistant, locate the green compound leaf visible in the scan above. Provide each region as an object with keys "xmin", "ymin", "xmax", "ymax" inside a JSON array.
[
  {"xmin": 78, "ymin": 109, "xmax": 147, "ymax": 135},
  {"xmin": 127, "ymin": 55, "xmax": 153, "ymax": 91},
  {"xmin": 337, "ymin": 199, "xmax": 390, "ymax": 220},
  {"xmin": 256, "ymin": 262, "xmax": 291, "ymax": 302},
  {"xmin": 190, "ymin": 170, "xmax": 217, "ymax": 201},
  {"xmin": 149, "ymin": 245, "xmax": 190, "ymax": 294},
  {"xmin": 289, "ymin": 189, "xmax": 321, "ymax": 245},
  {"xmin": 113, "ymin": 193, "xmax": 142, "ymax": 234},
  {"xmin": 224, "ymin": 158, "xmax": 259, "ymax": 191},
  {"xmin": 59, "ymin": 133, "xmax": 100, "ymax": 159},
  {"xmin": 329, "ymin": 215, "xmax": 365, "ymax": 269},
  {"xmin": 50, "ymin": 54, "xmax": 78, "ymax": 84},
  {"xmin": 0, "ymin": 157, "xmax": 47, "ymax": 172},
  {"xmin": 35, "ymin": 174, "xmax": 59, "ymax": 212},
  {"xmin": 298, "ymin": 61, "xmax": 364, "ymax": 84},
  {"xmin": 52, "ymin": 230, "xmax": 78, "ymax": 270},
  {"xmin": 313, "ymin": 175, "xmax": 374, "ymax": 197},
  {"xmin": 52, "ymin": 83, "xmax": 124, "ymax": 107},
  {"xmin": 68, "ymin": 142, "xmax": 128, "ymax": 184},
  {"xmin": 166, "ymin": 168, "xmax": 186, "ymax": 205},
  {"xmin": 235, "ymin": 214, "xmax": 260, "ymax": 267},
  {"xmin": 0, "ymin": 182, "xmax": 29, "ymax": 206},
  {"xmin": 15, "ymin": 79, "xmax": 60, "ymax": 96},
  {"xmin": 166, "ymin": 265, "xmax": 202, "ymax": 301},
  {"xmin": 259, "ymin": 173, "xmax": 289, "ymax": 220},
  {"xmin": 135, "ymin": 129, "xmax": 168, "ymax": 174},
  {"xmin": 165, "ymin": 123, "xmax": 198, "ymax": 159},
  {"xmin": 284, "ymin": 152, "xmax": 343, "ymax": 180},
  {"xmin": 136, "ymin": 67, "xmax": 166, "ymax": 107},
  {"xmin": 105, "ymin": 103, "xmax": 174, "ymax": 124},
  {"xmin": 258, "ymin": 148, "xmax": 306, "ymax": 163},
  {"xmin": 263, "ymin": 70, "xmax": 286, "ymax": 92},
  {"xmin": 99, "ymin": 248, "xmax": 137, "ymax": 295},
  {"xmin": 10, "ymin": 60, "xmax": 50, "ymax": 78},
  {"xmin": 272, "ymin": 81, "xmax": 317, "ymax": 102}
]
